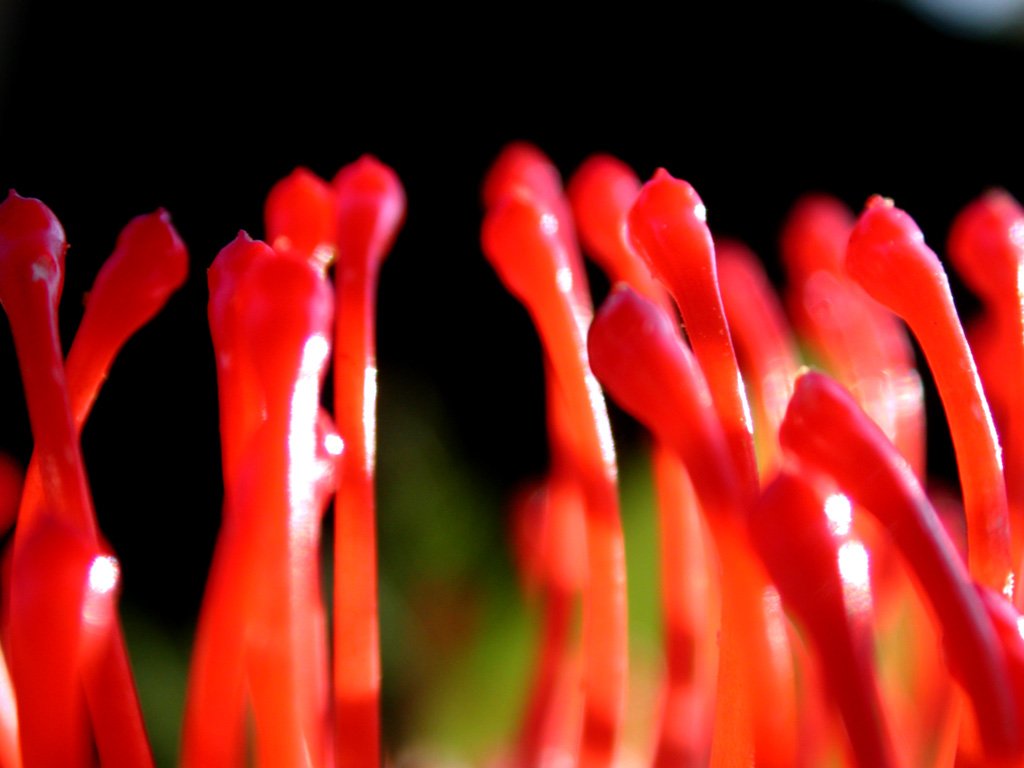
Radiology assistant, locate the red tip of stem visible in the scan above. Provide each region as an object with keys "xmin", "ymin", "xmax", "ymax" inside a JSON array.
[
  {"xmin": 948, "ymin": 189, "xmax": 1024, "ymax": 299},
  {"xmin": 588, "ymin": 285, "xmax": 740, "ymax": 514},
  {"xmin": 567, "ymin": 155, "xmax": 642, "ymax": 274},
  {"xmin": 266, "ymin": 168, "xmax": 337, "ymax": 269},
  {"xmin": 85, "ymin": 210, "xmax": 188, "ymax": 332},
  {"xmin": 846, "ymin": 196, "xmax": 940, "ymax": 317},
  {"xmin": 482, "ymin": 142, "xmax": 564, "ymax": 211},
  {"xmin": 779, "ymin": 194, "xmax": 854, "ymax": 277},
  {"xmin": 0, "ymin": 191, "xmax": 66, "ymax": 303},
  {"xmin": 482, "ymin": 192, "xmax": 569, "ymax": 314},
  {"xmin": 333, "ymin": 156, "xmax": 406, "ymax": 275},
  {"xmin": 626, "ymin": 170, "xmax": 711, "ymax": 291}
]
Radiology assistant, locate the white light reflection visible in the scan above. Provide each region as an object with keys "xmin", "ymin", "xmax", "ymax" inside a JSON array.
[
  {"xmin": 310, "ymin": 244, "xmax": 337, "ymax": 271},
  {"xmin": 83, "ymin": 555, "xmax": 120, "ymax": 628},
  {"xmin": 824, "ymin": 493, "xmax": 853, "ymax": 536},
  {"xmin": 88, "ymin": 555, "xmax": 119, "ymax": 595},
  {"xmin": 737, "ymin": 369, "xmax": 754, "ymax": 436},
  {"xmin": 838, "ymin": 541, "xmax": 873, "ymax": 615},
  {"xmin": 324, "ymin": 432, "xmax": 344, "ymax": 457},
  {"xmin": 555, "ymin": 266, "xmax": 573, "ymax": 295},
  {"xmin": 584, "ymin": 371, "xmax": 617, "ymax": 474},
  {"xmin": 289, "ymin": 334, "xmax": 331, "ymax": 525},
  {"xmin": 693, "ymin": 202, "xmax": 707, "ymax": 223},
  {"xmin": 540, "ymin": 212, "xmax": 559, "ymax": 236},
  {"xmin": 762, "ymin": 587, "xmax": 789, "ymax": 661},
  {"xmin": 363, "ymin": 365, "xmax": 378, "ymax": 473}
]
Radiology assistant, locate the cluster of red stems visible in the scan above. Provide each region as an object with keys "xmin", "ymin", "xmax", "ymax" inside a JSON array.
[{"xmin": 0, "ymin": 143, "xmax": 1024, "ymax": 768}]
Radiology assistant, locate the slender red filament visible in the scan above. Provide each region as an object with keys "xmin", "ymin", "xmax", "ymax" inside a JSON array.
[
  {"xmin": 780, "ymin": 370, "xmax": 1022, "ymax": 758},
  {"xmin": 568, "ymin": 153, "xmax": 716, "ymax": 765},
  {"xmin": 948, "ymin": 190, "xmax": 1024, "ymax": 572},
  {"xmin": 482, "ymin": 191, "xmax": 626, "ymax": 768},
  {"xmin": 332, "ymin": 155, "xmax": 405, "ymax": 768},
  {"xmin": 749, "ymin": 470, "xmax": 898, "ymax": 768},
  {"xmin": 846, "ymin": 195, "xmax": 1012, "ymax": 596},
  {"xmin": 780, "ymin": 195, "xmax": 925, "ymax": 478},
  {"xmin": 627, "ymin": 170, "xmax": 759, "ymax": 499},
  {"xmin": 588, "ymin": 285, "xmax": 798, "ymax": 768}
]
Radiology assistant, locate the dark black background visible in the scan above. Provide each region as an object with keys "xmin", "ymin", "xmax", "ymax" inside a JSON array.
[{"xmin": 0, "ymin": 0, "xmax": 1020, "ymax": 627}]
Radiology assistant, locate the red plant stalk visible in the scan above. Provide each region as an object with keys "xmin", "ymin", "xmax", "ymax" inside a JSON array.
[
  {"xmin": 265, "ymin": 166, "xmax": 341, "ymax": 759},
  {"xmin": 6, "ymin": 210, "xmax": 186, "ymax": 768},
  {"xmin": 0, "ymin": 192, "xmax": 170, "ymax": 767},
  {"xmin": 512, "ymin": 388, "xmax": 591, "ymax": 767},
  {"xmin": 486, "ymin": 145, "xmax": 607, "ymax": 767},
  {"xmin": 331, "ymin": 156, "xmax": 405, "ymax": 768},
  {"xmin": 483, "ymin": 142, "xmax": 591, "ymax": 309},
  {"xmin": 627, "ymin": 169, "xmax": 759, "ymax": 498},
  {"xmin": 482, "ymin": 191, "xmax": 627, "ymax": 768},
  {"xmin": 510, "ymin": 472, "xmax": 585, "ymax": 767},
  {"xmin": 568, "ymin": 154, "xmax": 716, "ymax": 765},
  {"xmin": 779, "ymin": 370, "xmax": 1022, "ymax": 759},
  {"xmin": 716, "ymin": 238, "xmax": 801, "ymax": 472},
  {"xmin": 749, "ymin": 470, "xmax": 898, "ymax": 768},
  {"xmin": 235, "ymin": 252, "xmax": 334, "ymax": 767},
  {"xmin": 626, "ymin": 173, "xmax": 799, "ymax": 766},
  {"xmin": 587, "ymin": 286, "xmax": 796, "ymax": 768},
  {"xmin": 780, "ymin": 195, "xmax": 925, "ymax": 478},
  {"xmin": 186, "ymin": 230, "xmax": 339, "ymax": 768},
  {"xmin": 947, "ymin": 190, "xmax": 1024, "ymax": 567},
  {"xmin": 184, "ymin": 234, "xmax": 279, "ymax": 768},
  {"xmin": 0, "ymin": 455, "xmax": 19, "ymax": 767},
  {"xmin": 846, "ymin": 195, "xmax": 1014, "ymax": 597}
]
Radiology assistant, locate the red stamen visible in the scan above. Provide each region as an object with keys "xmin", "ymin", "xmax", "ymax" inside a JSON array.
[
  {"xmin": 0, "ymin": 192, "xmax": 91, "ymax": 532},
  {"xmin": 0, "ymin": 192, "xmax": 159, "ymax": 767},
  {"xmin": 749, "ymin": 470, "xmax": 898, "ymax": 768},
  {"xmin": 7, "ymin": 521, "xmax": 99, "ymax": 767},
  {"xmin": 332, "ymin": 155, "xmax": 405, "ymax": 768},
  {"xmin": 236, "ymin": 252, "xmax": 334, "ymax": 767},
  {"xmin": 780, "ymin": 195, "xmax": 925, "ymax": 478},
  {"xmin": 266, "ymin": 167, "xmax": 337, "ymax": 269},
  {"xmin": 846, "ymin": 195, "xmax": 1012, "ymax": 595},
  {"xmin": 19, "ymin": 210, "xmax": 187, "ymax": 518},
  {"xmin": 716, "ymin": 238, "xmax": 800, "ymax": 472},
  {"xmin": 588, "ymin": 285, "xmax": 798, "ymax": 768},
  {"xmin": 628, "ymin": 170, "xmax": 760, "ymax": 498},
  {"xmin": 568, "ymin": 153, "xmax": 716, "ymax": 764},
  {"xmin": 780, "ymin": 370, "xmax": 1022, "ymax": 757},
  {"xmin": 482, "ymin": 142, "xmax": 590, "ymax": 309},
  {"xmin": 510, "ymin": 476, "xmax": 584, "ymax": 767},
  {"xmin": 567, "ymin": 154, "xmax": 665, "ymax": 308},
  {"xmin": 948, "ymin": 190, "xmax": 1024, "ymax": 567},
  {"xmin": 482, "ymin": 191, "xmax": 626, "ymax": 767}
]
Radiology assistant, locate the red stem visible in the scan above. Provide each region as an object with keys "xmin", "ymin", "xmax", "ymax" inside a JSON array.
[
  {"xmin": 239, "ymin": 250, "xmax": 334, "ymax": 767},
  {"xmin": 846, "ymin": 195, "xmax": 1012, "ymax": 595},
  {"xmin": 587, "ymin": 285, "xmax": 798, "ymax": 768},
  {"xmin": 780, "ymin": 370, "xmax": 1022, "ymax": 758},
  {"xmin": 482, "ymin": 191, "xmax": 626, "ymax": 768},
  {"xmin": 716, "ymin": 238, "xmax": 800, "ymax": 472},
  {"xmin": 780, "ymin": 195, "xmax": 925, "ymax": 478},
  {"xmin": 627, "ymin": 169, "xmax": 759, "ymax": 499},
  {"xmin": 749, "ymin": 471, "xmax": 898, "ymax": 768},
  {"xmin": 567, "ymin": 153, "xmax": 715, "ymax": 765},
  {"xmin": 650, "ymin": 446, "xmax": 715, "ymax": 768},
  {"xmin": 184, "ymin": 234, "xmax": 278, "ymax": 768},
  {"xmin": 332, "ymin": 156, "xmax": 405, "ymax": 768},
  {"xmin": 947, "ymin": 190, "xmax": 1024, "ymax": 573}
]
